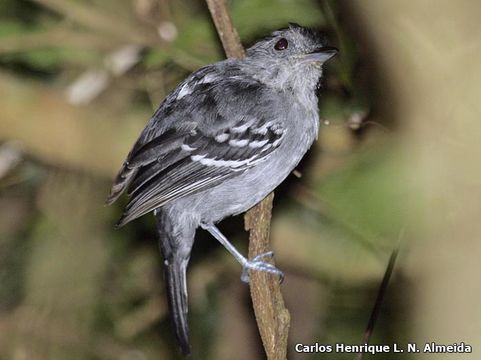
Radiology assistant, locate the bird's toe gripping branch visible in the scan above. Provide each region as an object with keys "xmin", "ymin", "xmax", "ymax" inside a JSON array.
[
  {"xmin": 240, "ymin": 251, "xmax": 284, "ymax": 283},
  {"xmin": 200, "ymin": 223, "xmax": 284, "ymax": 284}
]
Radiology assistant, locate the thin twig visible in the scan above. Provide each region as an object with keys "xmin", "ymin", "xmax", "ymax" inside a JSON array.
[
  {"xmin": 204, "ymin": 1, "xmax": 290, "ymax": 359},
  {"xmin": 355, "ymin": 244, "xmax": 400, "ymax": 360}
]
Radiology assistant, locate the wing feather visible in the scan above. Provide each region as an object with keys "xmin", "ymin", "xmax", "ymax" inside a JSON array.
[
  {"xmin": 116, "ymin": 120, "xmax": 284, "ymax": 226},
  {"xmin": 107, "ymin": 63, "xmax": 287, "ymax": 225}
]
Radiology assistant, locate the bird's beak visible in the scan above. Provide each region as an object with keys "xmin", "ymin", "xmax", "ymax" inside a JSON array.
[{"xmin": 305, "ymin": 46, "xmax": 339, "ymax": 63}]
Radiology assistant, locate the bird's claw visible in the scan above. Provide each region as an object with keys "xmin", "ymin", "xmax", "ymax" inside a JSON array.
[{"xmin": 240, "ymin": 251, "xmax": 284, "ymax": 283}]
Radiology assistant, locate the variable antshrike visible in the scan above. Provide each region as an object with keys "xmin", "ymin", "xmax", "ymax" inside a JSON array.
[{"xmin": 106, "ymin": 24, "xmax": 337, "ymax": 355}]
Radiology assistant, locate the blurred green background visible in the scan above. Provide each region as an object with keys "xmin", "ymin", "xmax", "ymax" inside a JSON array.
[{"xmin": 1, "ymin": 0, "xmax": 480, "ymax": 359}]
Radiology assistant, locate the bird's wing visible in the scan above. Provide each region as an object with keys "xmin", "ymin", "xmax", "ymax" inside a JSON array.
[
  {"xmin": 105, "ymin": 128, "xmax": 189, "ymax": 205},
  {"xmin": 108, "ymin": 65, "xmax": 287, "ymax": 226},
  {"xmin": 115, "ymin": 117, "xmax": 284, "ymax": 226}
]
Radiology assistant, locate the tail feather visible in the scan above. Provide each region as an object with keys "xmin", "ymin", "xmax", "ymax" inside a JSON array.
[
  {"xmin": 164, "ymin": 257, "xmax": 191, "ymax": 356},
  {"xmin": 155, "ymin": 210, "xmax": 195, "ymax": 356}
]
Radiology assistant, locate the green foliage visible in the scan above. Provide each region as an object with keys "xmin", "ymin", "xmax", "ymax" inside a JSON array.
[
  {"xmin": 232, "ymin": 0, "xmax": 325, "ymax": 38},
  {"xmin": 316, "ymin": 146, "xmax": 409, "ymax": 245},
  {"xmin": 3, "ymin": 47, "xmax": 101, "ymax": 70},
  {"xmin": 0, "ymin": 21, "xmax": 29, "ymax": 37}
]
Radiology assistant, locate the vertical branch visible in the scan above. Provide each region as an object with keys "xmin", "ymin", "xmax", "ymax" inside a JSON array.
[
  {"xmin": 205, "ymin": 0, "xmax": 245, "ymax": 58},
  {"xmin": 205, "ymin": 1, "xmax": 291, "ymax": 359},
  {"xmin": 244, "ymin": 193, "xmax": 291, "ymax": 360}
]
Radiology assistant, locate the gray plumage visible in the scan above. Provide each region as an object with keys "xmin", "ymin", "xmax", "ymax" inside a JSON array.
[{"xmin": 106, "ymin": 24, "xmax": 337, "ymax": 356}]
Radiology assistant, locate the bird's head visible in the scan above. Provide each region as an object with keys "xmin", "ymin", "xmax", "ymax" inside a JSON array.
[{"xmin": 244, "ymin": 24, "xmax": 338, "ymax": 91}]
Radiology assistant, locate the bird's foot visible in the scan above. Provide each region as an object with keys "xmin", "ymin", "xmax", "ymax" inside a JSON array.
[{"xmin": 240, "ymin": 251, "xmax": 284, "ymax": 283}]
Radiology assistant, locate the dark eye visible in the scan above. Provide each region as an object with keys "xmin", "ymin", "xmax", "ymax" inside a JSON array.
[{"xmin": 274, "ymin": 38, "xmax": 288, "ymax": 51}]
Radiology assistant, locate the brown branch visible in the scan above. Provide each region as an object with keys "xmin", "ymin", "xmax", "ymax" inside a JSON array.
[
  {"xmin": 205, "ymin": 1, "xmax": 290, "ymax": 359},
  {"xmin": 245, "ymin": 193, "xmax": 290, "ymax": 360},
  {"xmin": 0, "ymin": 72, "xmax": 146, "ymax": 178},
  {"xmin": 205, "ymin": 0, "xmax": 245, "ymax": 59}
]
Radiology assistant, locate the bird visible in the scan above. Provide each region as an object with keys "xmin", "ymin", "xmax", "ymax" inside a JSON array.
[{"xmin": 106, "ymin": 23, "xmax": 337, "ymax": 356}]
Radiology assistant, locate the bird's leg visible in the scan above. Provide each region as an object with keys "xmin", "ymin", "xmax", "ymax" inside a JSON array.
[{"xmin": 200, "ymin": 223, "xmax": 284, "ymax": 283}]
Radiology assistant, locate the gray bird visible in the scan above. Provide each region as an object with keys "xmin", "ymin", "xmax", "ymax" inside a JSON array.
[{"xmin": 106, "ymin": 24, "xmax": 337, "ymax": 355}]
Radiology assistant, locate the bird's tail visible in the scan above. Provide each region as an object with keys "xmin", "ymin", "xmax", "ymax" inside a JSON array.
[
  {"xmin": 163, "ymin": 255, "xmax": 191, "ymax": 356},
  {"xmin": 155, "ymin": 209, "xmax": 195, "ymax": 357}
]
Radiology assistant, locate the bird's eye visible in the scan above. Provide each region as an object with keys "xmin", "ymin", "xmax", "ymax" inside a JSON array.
[{"xmin": 274, "ymin": 38, "xmax": 288, "ymax": 51}]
